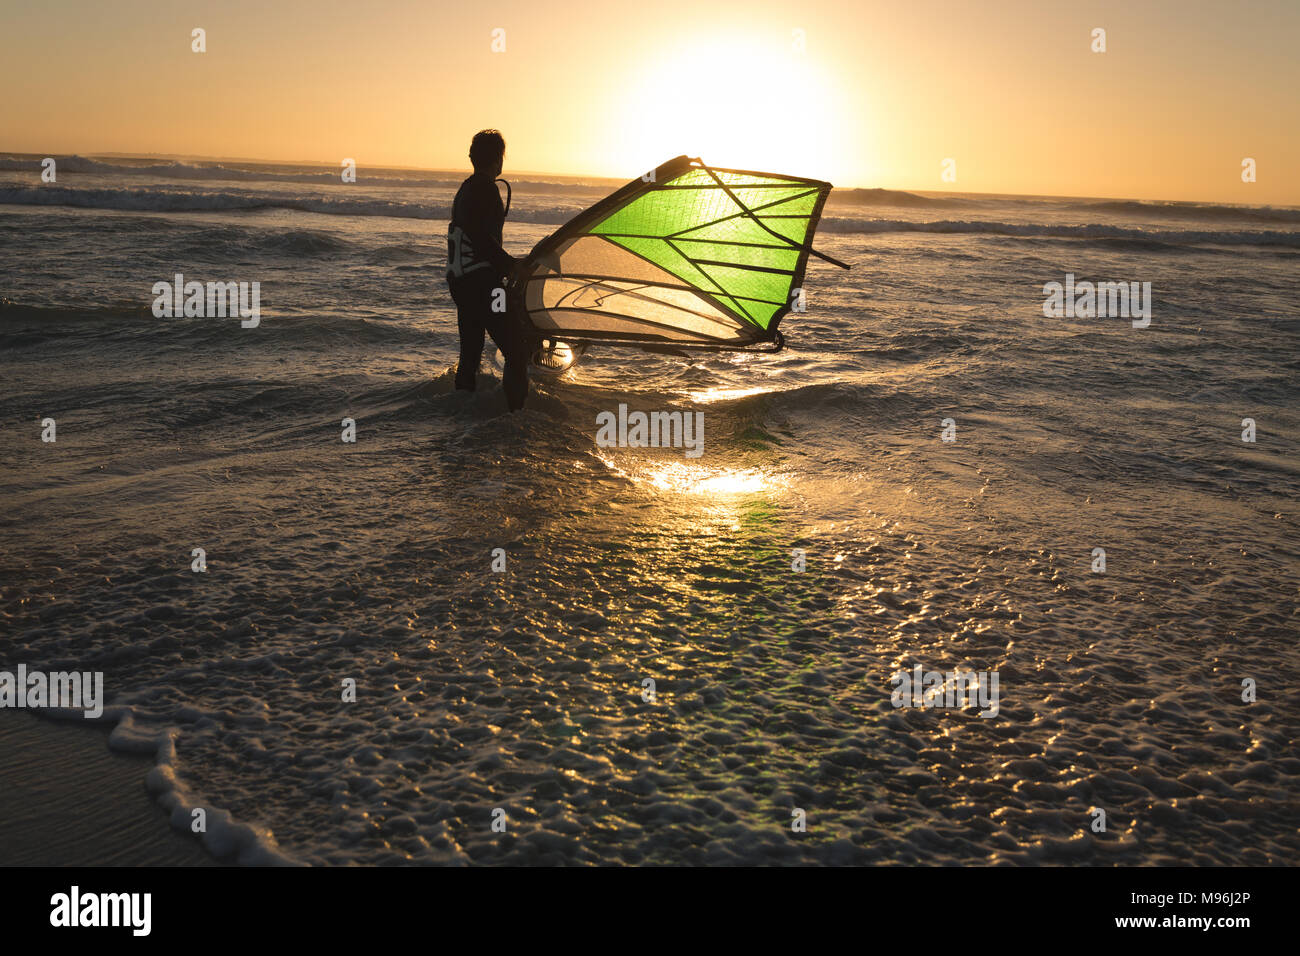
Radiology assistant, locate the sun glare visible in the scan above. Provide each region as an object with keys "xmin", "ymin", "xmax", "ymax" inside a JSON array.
[
  {"xmin": 596, "ymin": 451, "xmax": 782, "ymax": 498},
  {"xmin": 600, "ymin": 32, "xmax": 848, "ymax": 182},
  {"xmin": 685, "ymin": 386, "xmax": 772, "ymax": 404}
]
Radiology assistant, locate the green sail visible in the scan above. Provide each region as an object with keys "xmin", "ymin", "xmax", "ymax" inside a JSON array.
[{"xmin": 515, "ymin": 156, "xmax": 841, "ymax": 348}]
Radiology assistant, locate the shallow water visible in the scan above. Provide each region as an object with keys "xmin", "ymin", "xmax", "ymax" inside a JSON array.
[{"xmin": 2, "ymin": 157, "xmax": 1298, "ymax": 864}]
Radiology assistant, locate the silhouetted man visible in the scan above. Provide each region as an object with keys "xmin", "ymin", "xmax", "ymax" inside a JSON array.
[{"xmin": 446, "ymin": 129, "xmax": 530, "ymax": 411}]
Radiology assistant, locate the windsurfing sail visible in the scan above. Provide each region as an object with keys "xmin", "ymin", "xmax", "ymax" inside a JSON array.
[{"xmin": 510, "ymin": 156, "xmax": 847, "ymax": 350}]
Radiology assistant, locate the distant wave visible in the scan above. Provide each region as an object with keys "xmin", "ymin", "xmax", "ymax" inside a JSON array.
[
  {"xmin": 4, "ymin": 184, "xmax": 1298, "ymax": 248},
  {"xmin": 0, "ymin": 299, "xmax": 433, "ymax": 350},
  {"xmin": 0, "ymin": 154, "xmax": 611, "ymax": 193},
  {"xmin": 0, "ymin": 184, "xmax": 583, "ymax": 223},
  {"xmin": 1065, "ymin": 198, "xmax": 1300, "ymax": 225},
  {"xmin": 818, "ymin": 216, "xmax": 1300, "ymax": 248},
  {"xmin": 833, "ymin": 187, "xmax": 958, "ymax": 208},
  {"xmin": 0, "ymin": 155, "xmax": 347, "ymax": 184},
  {"xmin": 0, "ymin": 300, "xmax": 156, "ymax": 323},
  {"xmin": 168, "ymin": 226, "xmax": 355, "ymax": 256},
  {"xmin": 8, "ymin": 157, "xmax": 1297, "ymax": 227}
]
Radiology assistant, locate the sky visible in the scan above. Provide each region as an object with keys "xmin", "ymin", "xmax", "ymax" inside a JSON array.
[{"xmin": 2, "ymin": 0, "xmax": 1297, "ymax": 203}]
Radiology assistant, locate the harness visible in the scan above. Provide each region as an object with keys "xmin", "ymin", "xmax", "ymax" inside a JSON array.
[{"xmin": 446, "ymin": 178, "xmax": 511, "ymax": 281}]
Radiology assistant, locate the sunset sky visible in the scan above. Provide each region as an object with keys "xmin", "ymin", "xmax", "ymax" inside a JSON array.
[{"xmin": 3, "ymin": 0, "xmax": 1297, "ymax": 203}]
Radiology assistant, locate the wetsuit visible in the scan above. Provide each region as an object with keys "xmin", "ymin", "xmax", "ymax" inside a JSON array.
[{"xmin": 446, "ymin": 173, "xmax": 530, "ymax": 410}]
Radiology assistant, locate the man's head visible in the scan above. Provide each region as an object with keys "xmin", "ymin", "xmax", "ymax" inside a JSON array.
[{"xmin": 469, "ymin": 129, "xmax": 506, "ymax": 176}]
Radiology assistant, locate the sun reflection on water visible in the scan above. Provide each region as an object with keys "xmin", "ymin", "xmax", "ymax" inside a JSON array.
[
  {"xmin": 599, "ymin": 454, "xmax": 786, "ymax": 498},
  {"xmin": 644, "ymin": 462, "xmax": 774, "ymax": 495},
  {"xmin": 684, "ymin": 385, "xmax": 772, "ymax": 404}
]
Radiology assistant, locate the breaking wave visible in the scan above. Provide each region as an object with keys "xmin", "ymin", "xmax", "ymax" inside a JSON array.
[
  {"xmin": 0, "ymin": 154, "xmax": 612, "ymax": 193},
  {"xmin": 4, "ymin": 182, "xmax": 1297, "ymax": 249}
]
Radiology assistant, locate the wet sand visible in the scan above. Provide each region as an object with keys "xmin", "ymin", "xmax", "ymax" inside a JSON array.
[{"xmin": 0, "ymin": 712, "xmax": 214, "ymax": 866}]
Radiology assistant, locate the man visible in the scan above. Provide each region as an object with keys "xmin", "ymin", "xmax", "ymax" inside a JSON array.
[{"xmin": 446, "ymin": 129, "xmax": 531, "ymax": 411}]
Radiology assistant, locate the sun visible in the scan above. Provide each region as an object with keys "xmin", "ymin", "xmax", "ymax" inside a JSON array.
[{"xmin": 597, "ymin": 31, "xmax": 849, "ymax": 183}]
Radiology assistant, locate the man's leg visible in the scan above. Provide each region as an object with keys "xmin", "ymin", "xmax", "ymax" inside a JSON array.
[
  {"xmin": 450, "ymin": 279, "xmax": 486, "ymax": 391},
  {"xmin": 484, "ymin": 308, "xmax": 532, "ymax": 412},
  {"xmin": 500, "ymin": 346, "xmax": 528, "ymax": 412}
]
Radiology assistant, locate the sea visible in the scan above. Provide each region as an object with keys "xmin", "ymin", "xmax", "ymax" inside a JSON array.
[{"xmin": 2, "ymin": 154, "xmax": 1297, "ymax": 865}]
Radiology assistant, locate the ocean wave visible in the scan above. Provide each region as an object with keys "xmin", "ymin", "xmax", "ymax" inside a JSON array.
[
  {"xmin": 0, "ymin": 154, "xmax": 347, "ymax": 184},
  {"xmin": 0, "ymin": 299, "xmax": 156, "ymax": 324},
  {"xmin": 0, "ymin": 184, "xmax": 587, "ymax": 224},
  {"xmin": 365, "ymin": 243, "xmax": 435, "ymax": 264},
  {"xmin": 0, "ymin": 184, "xmax": 451, "ymax": 219},
  {"xmin": 832, "ymin": 187, "xmax": 956, "ymax": 208},
  {"xmin": 1065, "ymin": 198, "xmax": 1300, "ymax": 225},
  {"xmin": 183, "ymin": 227, "xmax": 353, "ymax": 256},
  {"xmin": 818, "ymin": 216, "xmax": 1300, "ymax": 247},
  {"xmin": 0, "ymin": 298, "xmax": 438, "ymax": 353},
  {"xmin": 5, "ymin": 183, "xmax": 1299, "ymax": 248},
  {"xmin": 8, "ymin": 156, "xmax": 1297, "ymax": 228},
  {"xmin": 0, "ymin": 154, "xmax": 612, "ymax": 193}
]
